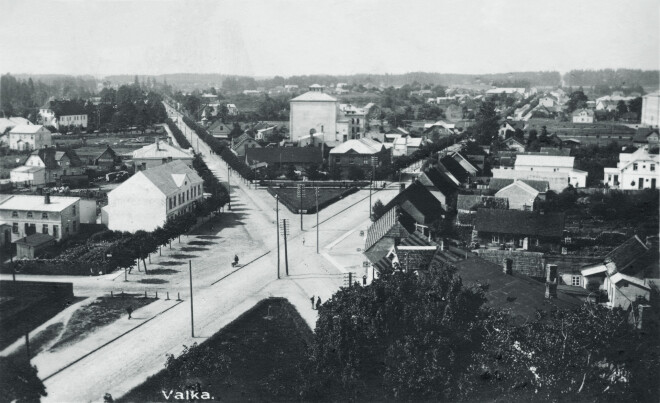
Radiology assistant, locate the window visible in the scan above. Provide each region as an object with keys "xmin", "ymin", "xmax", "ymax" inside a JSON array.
[
  {"xmin": 72, "ymin": 205, "xmax": 76, "ymax": 215},
  {"xmin": 363, "ymin": 158, "xmax": 369, "ymax": 165},
  {"xmin": 12, "ymin": 223, "xmax": 18, "ymax": 234},
  {"xmin": 349, "ymin": 157, "xmax": 355, "ymax": 165},
  {"xmin": 42, "ymin": 212, "xmax": 48, "ymax": 219},
  {"xmin": 27, "ymin": 211, "xmax": 33, "ymax": 218},
  {"xmin": 53, "ymin": 225, "xmax": 59, "ymax": 238},
  {"xmin": 633, "ymin": 163, "xmax": 638, "ymax": 171},
  {"xmin": 334, "ymin": 157, "xmax": 341, "ymax": 164},
  {"xmin": 571, "ymin": 275, "xmax": 581, "ymax": 286},
  {"xmin": 187, "ymin": 190, "xmax": 190, "ymax": 200},
  {"xmin": 169, "ymin": 198, "xmax": 172, "ymax": 209},
  {"xmin": 652, "ymin": 164, "xmax": 656, "ymax": 172},
  {"xmin": 42, "ymin": 224, "xmax": 48, "ymax": 234},
  {"xmin": 11, "ymin": 211, "xmax": 17, "ymax": 218}
]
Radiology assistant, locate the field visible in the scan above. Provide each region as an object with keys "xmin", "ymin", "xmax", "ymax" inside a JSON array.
[
  {"xmin": 119, "ymin": 298, "xmax": 312, "ymax": 402},
  {"xmin": 267, "ymin": 186, "xmax": 359, "ymax": 213}
]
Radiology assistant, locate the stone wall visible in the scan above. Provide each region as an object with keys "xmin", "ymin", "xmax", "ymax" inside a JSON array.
[{"xmin": 476, "ymin": 249, "xmax": 545, "ymax": 278}]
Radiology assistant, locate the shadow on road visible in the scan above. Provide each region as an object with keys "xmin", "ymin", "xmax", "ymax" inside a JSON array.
[
  {"xmin": 147, "ymin": 268, "xmax": 179, "ymax": 275},
  {"xmin": 158, "ymin": 261, "xmax": 186, "ymax": 266}
]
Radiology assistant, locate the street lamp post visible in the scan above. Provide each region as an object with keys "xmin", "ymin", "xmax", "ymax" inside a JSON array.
[
  {"xmin": 276, "ymin": 195, "xmax": 280, "ymax": 279},
  {"xmin": 315, "ymin": 187, "xmax": 319, "ymax": 254}
]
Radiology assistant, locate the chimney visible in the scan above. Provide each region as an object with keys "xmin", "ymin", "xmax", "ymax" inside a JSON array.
[
  {"xmin": 503, "ymin": 258, "xmax": 513, "ymax": 275},
  {"xmin": 399, "ymin": 183, "xmax": 406, "ymax": 193},
  {"xmin": 545, "ymin": 264, "xmax": 558, "ymax": 299},
  {"xmin": 44, "ymin": 193, "xmax": 51, "ymax": 205}
]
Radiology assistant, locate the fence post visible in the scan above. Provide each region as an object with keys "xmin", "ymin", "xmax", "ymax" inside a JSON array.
[{"xmin": 166, "ymin": 292, "xmax": 170, "ymax": 300}]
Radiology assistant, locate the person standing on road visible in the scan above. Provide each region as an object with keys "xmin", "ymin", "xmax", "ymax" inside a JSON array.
[
  {"xmin": 302, "ymin": 237, "xmax": 305, "ymax": 246},
  {"xmin": 126, "ymin": 306, "xmax": 133, "ymax": 320},
  {"xmin": 316, "ymin": 297, "xmax": 321, "ymax": 310},
  {"xmin": 310, "ymin": 295, "xmax": 315, "ymax": 309}
]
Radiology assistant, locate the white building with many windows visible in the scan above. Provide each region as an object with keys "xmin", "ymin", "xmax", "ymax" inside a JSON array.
[
  {"xmin": 8, "ymin": 125, "xmax": 52, "ymax": 151},
  {"xmin": 604, "ymin": 148, "xmax": 658, "ymax": 190},
  {"xmin": 103, "ymin": 160, "xmax": 204, "ymax": 232},
  {"xmin": 0, "ymin": 194, "xmax": 81, "ymax": 241},
  {"xmin": 513, "ymin": 154, "xmax": 588, "ymax": 188}
]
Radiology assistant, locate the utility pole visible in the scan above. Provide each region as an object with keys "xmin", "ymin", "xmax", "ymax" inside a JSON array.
[
  {"xmin": 280, "ymin": 219, "xmax": 290, "ymax": 276},
  {"xmin": 315, "ymin": 187, "xmax": 319, "ymax": 254},
  {"xmin": 297, "ymin": 184, "xmax": 305, "ymax": 230},
  {"xmin": 276, "ymin": 195, "xmax": 280, "ymax": 279},
  {"xmin": 189, "ymin": 260, "xmax": 194, "ymax": 338}
]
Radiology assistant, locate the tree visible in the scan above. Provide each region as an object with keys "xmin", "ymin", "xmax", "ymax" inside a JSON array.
[
  {"xmin": 628, "ymin": 97, "xmax": 643, "ymax": 118},
  {"xmin": 0, "ymin": 357, "xmax": 47, "ymax": 402},
  {"xmin": 302, "ymin": 266, "xmax": 488, "ymax": 401},
  {"xmin": 616, "ymin": 100, "xmax": 628, "ymax": 116},
  {"xmin": 567, "ymin": 90, "xmax": 588, "ymax": 113},
  {"xmin": 347, "ymin": 166, "xmax": 365, "ymax": 181},
  {"xmin": 229, "ymin": 123, "xmax": 243, "ymax": 139},
  {"xmin": 474, "ymin": 101, "xmax": 499, "ymax": 145},
  {"xmin": 371, "ymin": 199, "xmax": 387, "ymax": 222}
]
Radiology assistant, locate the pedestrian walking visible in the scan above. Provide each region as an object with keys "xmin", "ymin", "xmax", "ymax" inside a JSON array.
[
  {"xmin": 316, "ymin": 297, "xmax": 321, "ymax": 310},
  {"xmin": 302, "ymin": 237, "xmax": 305, "ymax": 246},
  {"xmin": 310, "ymin": 295, "xmax": 315, "ymax": 309},
  {"xmin": 126, "ymin": 306, "xmax": 133, "ymax": 320}
]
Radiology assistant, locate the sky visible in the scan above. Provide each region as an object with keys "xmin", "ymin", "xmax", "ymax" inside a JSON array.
[{"xmin": 1, "ymin": 0, "xmax": 658, "ymax": 77}]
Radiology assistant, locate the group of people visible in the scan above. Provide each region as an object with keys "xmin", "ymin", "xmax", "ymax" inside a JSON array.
[{"xmin": 310, "ymin": 296, "xmax": 322, "ymax": 310}]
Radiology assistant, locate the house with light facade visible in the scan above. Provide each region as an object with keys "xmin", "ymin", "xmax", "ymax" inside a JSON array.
[
  {"xmin": 289, "ymin": 86, "xmax": 339, "ymax": 142},
  {"xmin": 494, "ymin": 180, "xmax": 540, "ymax": 211},
  {"xmin": 131, "ymin": 139, "xmax": 194, "ymax": 171},
  {"xmin": 0, "ymin": 194, "xmax": 81, "ymax": 241},
  {"xmin": 18, "ymin": 148, "xmax": 84, "ymax": 184},
  {"xmin": 572, "ymin": 108, "xmax": 595, "ymax": 123},
  {"xmin": 512, "ymin": 154, "xmax": 588, "ymax": 188},
  {"xmin": 604, "ymin": 148, "xmax": 658, "ymax": 190},
  {"xmin": 641, "ymin": 91, "xmax": 659, "ymax": 128},
  {"xmin": 8, "ymin": 125, "xmax": 52, "ymax": 151},
  {"xmin": 103, "ymin": 160, "xmax": 203, "ymax": 233}
]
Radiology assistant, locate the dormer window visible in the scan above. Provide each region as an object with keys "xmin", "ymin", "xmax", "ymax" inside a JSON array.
[
  {"xmin": 42, "ymin": 212, "xmax": 48, "ymax": 219},
  {"xmin": 27, "ymin": 211, "xmax": 33, "ymax": 218},
  {"xmin": 12, "ymin": 211, "xmax": 18, "ymax": 218}
]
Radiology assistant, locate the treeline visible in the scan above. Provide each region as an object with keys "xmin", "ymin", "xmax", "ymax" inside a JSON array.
[
  {"xmin": 95, "ymin": 85, "xmax": 168, "ymax": 132},
  {"xmin": 564, "ymin": 69, "xmax": 659, "ymax": 88},
  {"xmin": 180, "ymin": 116, "xmax": 255, "ymax": 180},
  {"xmin": 0, "ymin": 73, "xmax": 96, "ymax": 118}
]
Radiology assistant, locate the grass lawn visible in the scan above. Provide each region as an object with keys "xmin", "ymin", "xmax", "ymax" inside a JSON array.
[
  {"xmin": 9, "ymin": 322, "xmax": 64, "ymax": 360},
  {"xmin": 268, "ymin": 186, "xmax": 358, "ymax": 213},
  {"xmin": 119, "ymin": 298, "xmax": 312, "ymax": 402},
  {"xmin": 51, "ymin": 295, "xmax": 156, "ymax": 350}
]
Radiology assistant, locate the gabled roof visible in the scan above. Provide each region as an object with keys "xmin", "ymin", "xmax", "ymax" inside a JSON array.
[
  {"xmin": 417, "ymin": 167, "xmax": 458, "ymax": 197},
  {"xmin": 504, "ymin": 137, "xmax": 525, "ymax": 148},
  {"xmin": 132, "ymin": 140, "xmax": 192, "ymax": 160},
  {"xmin": 14, "ymin": 233, "xmax": 55, "ymax": 247},
  {"xmin": 383, "ymin": 181, "xmax": 445, "ymax": 224},
  {"xmin": 245, "ymin": 147, "xmax": 323, "ymax": 165},
  {"xmin": 232, "ymin": 133, "xmax": 259, "ymax": 150},
  {"xmin": 10, "ymin": 125, "xmax": 48, "ymax": 134},
  {"xmin": 603, "ymin": 235, "xmax": 649, "ymax": 272},
  {"xmin": 474, "ymin": 209, "xmax": 565, "ymax": 238},
  {"xmin": 454, "ymin": 257, "xmax": 582, "ymax": 320},
  {"xmin": 329, "ymin": 138, "xmax": 385, "ymax": 155},
  {"xmin": 457, "ymin": 195, "xmax": 508, "ymax": 211},
  {"xmin": 633, "ymin": 128, "xmax": 659, "ymax": 143},
  {"xmin": 30, "ymin": 148, "xmax": 83, "ymax": 169},
  {"xmin": 488, "ymin": 178, "xmax": 549, "ymax": 193},
  {"xmin": 364, "ymin": 207, "xmax": 414, "ymax": 252},
  {"xmin": 495, "ymin": 180, "xmax": 540, "ymax": 198},
  {"xmin": 439, "ymin": 155, "xmax": 470, "ymax": 183},
  {"xmin": 131, "ymin": 160, "xmax": 203, "ymax": 196},
  {"xmin": 290, "ymin": 91, "xmax": 337, "ymax": 102},
  {"xmin": 572, "ymin": 108, "xmax": 595, "ymax": 117},
  {"xmin": 610, "ymin": 272, "xmax": 650, "ymax": 290}
]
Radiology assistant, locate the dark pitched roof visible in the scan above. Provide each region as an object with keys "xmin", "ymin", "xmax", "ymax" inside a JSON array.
[
  {"xmin": 383, "ymin": 181, "xmax": 445, "ymax": 224},
  {"xmin": 457, "ymin": 195, "xmax": 508, "ymax": 211},
  {"xmin": 245, "ymin": 147, "xmax": 323, "ymax": 165},
  {"xmin": 439, "ymin": 154, "xmax": 470, "ymax": 183},
  {"xmin": 604, "ymin": 236, "xmax": 649, "ymax": 272},
  {"xmin": 372, "ymin": 232, "xmax": 463, "ymax": 273},
  {"xmin": 633, "ymin": 128, "xmax": 659, "ymax": 143},
  {"xmin": 488, "ymin": 178, "xmax": 549, "ymax": 192},
  {"xmin": 31, "ymin": 148, "xmax": 83, "ymax": 169},
  {"xmin": 417, "ymin": 167, "xmax": 458, "ymax": 196},
  {"xmin": 474, "ymin": 209, "xmax": 565, "ymax": 238},
  {"xmin": 454, "ymin": 257, "xmax": 582, "ymax": 321},
  {"xmin": 364, "ymin": 207, "xmax": 414, "ymax": 252}
]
